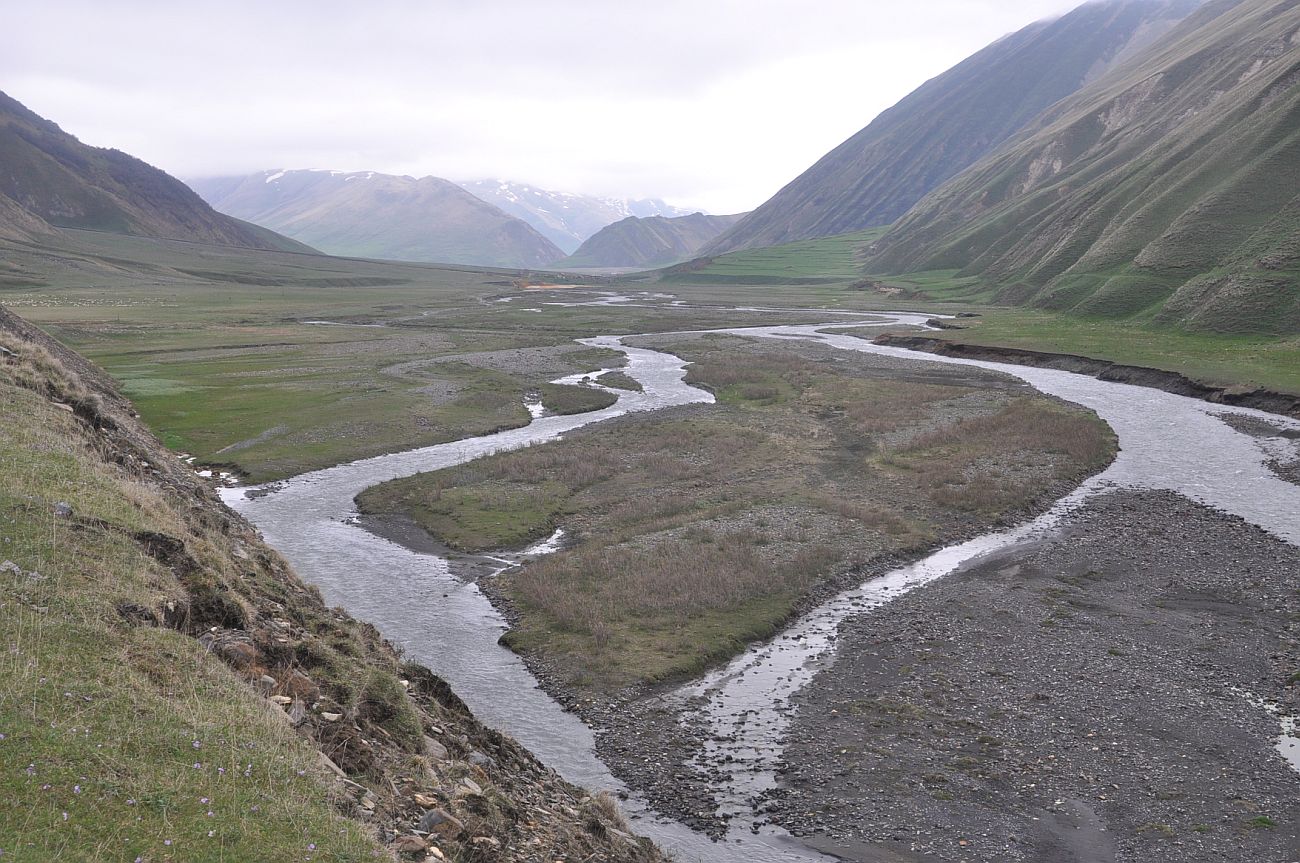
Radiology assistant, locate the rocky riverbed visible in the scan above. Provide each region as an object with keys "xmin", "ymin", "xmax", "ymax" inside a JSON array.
[{"xmin": 769, "ymin": 489, "xmax": 1299, "ymax": 862}]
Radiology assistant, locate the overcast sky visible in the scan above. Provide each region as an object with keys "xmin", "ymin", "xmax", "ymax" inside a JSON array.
[{"xmin": 3, "ymin": 1, "xmax": 1085, "ymax": 213}]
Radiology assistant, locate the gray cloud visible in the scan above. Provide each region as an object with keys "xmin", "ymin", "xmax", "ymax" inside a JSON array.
[{"xmin": 4, "ymin": 0, "xmax": 1083, "ymax": 211}]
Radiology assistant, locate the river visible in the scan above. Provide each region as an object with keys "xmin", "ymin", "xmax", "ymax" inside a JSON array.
[{"xmin": 222, "ymin": 312, "xmax": 1300, "ymax": 862}]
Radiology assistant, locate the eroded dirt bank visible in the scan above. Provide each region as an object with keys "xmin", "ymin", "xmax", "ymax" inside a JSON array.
[{"xmin": 770, "ymin": 489, "xmax": 1300, "ymax": 862}]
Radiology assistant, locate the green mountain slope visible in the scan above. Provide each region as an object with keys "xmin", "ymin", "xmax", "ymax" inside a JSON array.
[
  {"xmin": 0, "ymin": 92, "xmax": 310, "ymax": 253},
  {"xmin": 868, "ymin": 0, "xmax": 1300, "ymax": 334},
  {"xmin": 560, "ymin": 212, "xmax": 745, "ymax": 268},
  {"xmin": 704, "ymin": 0, "xmax": 1200, "ymax": 256},
  {"xmin": 190, "ymin": 170, "xmax": 565, "ymax": 268}
]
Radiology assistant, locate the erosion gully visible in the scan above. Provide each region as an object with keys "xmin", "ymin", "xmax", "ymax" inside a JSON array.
[{"xmin": 223, "ymin": 312, "xmax": 1300, "ymax": 862}]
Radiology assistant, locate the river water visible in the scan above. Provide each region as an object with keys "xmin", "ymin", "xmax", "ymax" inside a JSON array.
[{"xmin": 222, "ymin": 313, "xmax": 1300, "ymax": 862}]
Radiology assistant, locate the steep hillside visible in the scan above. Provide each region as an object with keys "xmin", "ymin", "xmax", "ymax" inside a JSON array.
[
  {"xmin": 868, "ymin": 0, "xmax": 1300, "ymax": 334},
  {"xmin": 0, "ymin": 92, "xmax": 309, "ymax": 253},
  {"xmin": 560, "ymin": 212, "xmax": 745, "ymax": 268},
  {"xmin": 190, "ymin": 170, "xmax": 565, "ymax": 267},
  {"xmin": 460, "ymin": 179, "xmax": 694, "ymax": 253},
  {"xmin": 0, "ymin": 192, "xmax": 54, "ymax": 242},
  {"xmin": 704, "ymin": 0, "xmax": 1200, "ymax": 256},
  {"xmin": 0, "ymin": 304, "xmax": 664, "ymax": 861}
]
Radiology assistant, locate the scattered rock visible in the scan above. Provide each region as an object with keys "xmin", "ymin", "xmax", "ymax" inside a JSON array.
[
  {"xmin": 282, "ymin": 669, "xmax": 319, "ymax": 701},
  {"xmin": 197, "ymin": 628, "xmax": 259, "ymax": 668},
  {"xmin": 466, "ymin": 749, "xmax": 492, "ymax": 769},
  {"xmin": 417, "ymin": 808, "xmax": 463, "ymax": 839},
  {"xmin": 317, "ymin": 752, "xmax": 346, "ymax": 778},
  {"xmin": 52, "ymin": 501, "xmax": 72, "ymax": 517},
  {"xmin": 423, "ymin": 735, "xmax": 449, "ymax": 761},
  {"xmin": 391, "ymin": 834, "xmax": 428, "ymax": 855}
]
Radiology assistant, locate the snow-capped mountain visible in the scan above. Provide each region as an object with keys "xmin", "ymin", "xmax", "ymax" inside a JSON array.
[
  {"xmin": 187, "ymin": 169, "xmax": 564, "ymax": 267},
  {"xmin": 458, "ymin": 179, "xmax": 696, "ymax": 254}
]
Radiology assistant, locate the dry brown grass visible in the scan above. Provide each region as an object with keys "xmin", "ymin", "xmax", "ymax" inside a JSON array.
[{"xmin": 880, "ymin": 398, "xmax": 1114, "ymax": 512}]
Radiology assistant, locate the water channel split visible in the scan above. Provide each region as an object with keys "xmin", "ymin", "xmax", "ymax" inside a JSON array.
[{"xmin": 223, "ymin": 313, "xmax": 1300, "ymax": 862}]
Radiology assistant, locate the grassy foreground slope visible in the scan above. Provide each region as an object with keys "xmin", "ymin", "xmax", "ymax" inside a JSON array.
[
  {"xmin": 0, "ymin": 306, "xmax": 663, "ymax": 862},
  {"xmin": 868, "ymin": 0, "xmax": 1300, "ymax": 334}
]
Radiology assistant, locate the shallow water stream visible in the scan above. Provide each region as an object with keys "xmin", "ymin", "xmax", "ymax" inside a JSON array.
[{"xmin": 223, "ymin": 313, "xmax": 1300, "ymax": 862}]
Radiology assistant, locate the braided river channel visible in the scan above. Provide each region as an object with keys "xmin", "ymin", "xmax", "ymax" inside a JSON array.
[{"xmin": 223, "ymin": 312, "xmax": 1300, "ymax": 862}]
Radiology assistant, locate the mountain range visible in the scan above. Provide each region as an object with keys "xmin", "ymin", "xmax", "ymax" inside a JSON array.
[
  {"xmin": 704, "ymin": 0, "xmax": 1202, "ymax": 256},
  {"xmin": 864, "ymin": 0, "xmax": 1300, "ymax": 333},
  {"xmin": 561, "ymin": 212, "xmax": 746, "ymax": 269},
  {"xmin": 0, "ymin": 91, "xmax": 307, "ymax": 252},
  {"xmin": 459, "ymin": 179, "xmax": 695, "ymax": 254},
  {"xmin": 188, "ymin": 170, "xmax": 565, "ymax": 268}
]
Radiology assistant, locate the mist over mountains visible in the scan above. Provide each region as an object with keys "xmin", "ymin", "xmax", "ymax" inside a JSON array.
[{"xmin": 458, "ymin": 180, "xmax": 695, "ymax": 255}]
